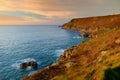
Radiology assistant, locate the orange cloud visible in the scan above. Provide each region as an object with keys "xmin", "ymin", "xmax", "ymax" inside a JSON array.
[
  {"xmin": 0, "ymin": 0, "xmax": 120, "ymax": 25},
  {"xmin": 0, "ymin": 14, "xmax": 24, "ymax": 25},
  {"xmin": 0, "ymin": 14, "xmax": 51, "ymax": 25},
  {"xmin": 0, "ymin": 0, "xmax": 75, "ymax": 17}
]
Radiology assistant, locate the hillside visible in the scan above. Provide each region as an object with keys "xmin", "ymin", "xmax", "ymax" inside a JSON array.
[
  {"xmin": 63, "ymin": 14, "xmax": 120, "ymax": 31},
  {"xmin": 23, "ymin": 14, "xmax": 120, "ymax": 80}
]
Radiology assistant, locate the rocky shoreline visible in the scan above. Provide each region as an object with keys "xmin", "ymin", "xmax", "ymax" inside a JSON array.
[
  {"xmin": 22, "ymin": 45, "xmax": 80, "ymax": 80},
  {"xmin": 23, "ymin": 14, "xmax": 120, "ymax": 80}
]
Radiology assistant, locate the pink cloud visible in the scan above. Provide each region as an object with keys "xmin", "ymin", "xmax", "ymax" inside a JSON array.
[{"xmin": 0, "ymin": 0, "xmax": 120, "ymax": 25}]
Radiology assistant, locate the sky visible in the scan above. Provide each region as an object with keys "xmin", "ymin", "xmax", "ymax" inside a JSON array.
[{"xmin": 0, "ymin": 0, "xmax": 120, "ymax": 25}]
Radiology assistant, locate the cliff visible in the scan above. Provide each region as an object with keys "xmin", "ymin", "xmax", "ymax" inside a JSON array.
[
  {"xmin": 63, "ymin": 14, "xmax": 120, "ymax": 31},
  {"xmin": 23, "ymin": 14, "xmax": 120, "ymax": 80}
]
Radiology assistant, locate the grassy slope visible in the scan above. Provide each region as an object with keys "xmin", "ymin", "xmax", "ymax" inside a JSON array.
[
  {"xmin": 63, "ymin": 14, "xmax": 120, "ymax": 31},
  {"xmin": 23, "ymin": 14, "xmax": 120, "ymax": 80}
]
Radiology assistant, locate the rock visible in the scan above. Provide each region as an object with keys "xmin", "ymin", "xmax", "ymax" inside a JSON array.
[
  {"xmin": 20, "ymin": 61, "xmax": 38, "ymax": 69},
  {"xmin": 98, "ymin": 51, "xmax": 107, "ymax": 62},
  {"xmin": 44, "ymin": 66, "xmax": 50, "ymax": 70},
  {"xmin": 64, "ymin": 50, "xmax": 71, "ymax": 59},
  {"xmin": 20, "ymin": 62, "xmax": 28, "ymax": 69},
  {"xmin": 51, "ymin": 62, "xmax": 59, "ymax": 66},
  {"xmin": 79, "ymin": 32, "xmax": 89, "ymax": 38},
  {"xmin": 65, "ymin": 46, "xmax": 77, "ymax": 58},
  {"xmin": 28, "ymin": 61, "xmax": 38, "ymax": 69},
  {"xmin": 64, "ymin": 62, "xmax": 77, "ymax": 68},
  {"xmin": 115, "ymin": 38, "xmax": 120, "ymax": 44},
  {"xmin": 101, "ymin": 51, "xmax": 107, "ymax": 55},
  {"xmin": 89, "ymin": 33, "xmax": 98, "ymax": 38},
  {"xmin": 59, "ymin": 46, "xmax": 77, "ymax": 61}
]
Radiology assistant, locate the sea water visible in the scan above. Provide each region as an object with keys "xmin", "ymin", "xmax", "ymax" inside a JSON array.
[{"xmin": 0, "ymin": 25, "xmax": 87, "ymax": 80}]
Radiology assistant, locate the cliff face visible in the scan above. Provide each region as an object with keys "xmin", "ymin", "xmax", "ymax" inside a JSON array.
[
  {"xmin": 23, "ymin": 14, "xmax": 120, "ymax": 80},
  {"xmin": 63, "ymin": 14, "xmax": 120, "ymax": 31}
]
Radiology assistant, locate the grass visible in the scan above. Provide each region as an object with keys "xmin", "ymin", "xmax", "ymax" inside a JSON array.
[{"xmin": 23, "ymin": 14, "xmax": 120, "ymax": 80}]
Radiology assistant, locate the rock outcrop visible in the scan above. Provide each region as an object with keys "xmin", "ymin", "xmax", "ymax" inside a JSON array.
[
  {"xmin": 20, "ymin": 62, "xmax": 28, "ymax": 69},
  {"xmin": 115, "ymin": 38, "xmax": 120, "ymax": 44},
  {"xmin": 64, "ymin": 62, "xmax": 77, "ymax": 68},
  {"xmin": 20, "ymin": 61, "xmax": 38, "ymax": 69},
  {"xmin": 79, "ymin": 32, "xmax": 89, "ymax": 38},
  {"xmin": 59, "ymin": 46, "xmax": 77, "ymax": 61}
]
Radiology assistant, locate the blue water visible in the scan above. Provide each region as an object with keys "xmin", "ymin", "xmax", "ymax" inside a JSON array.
[{"xmin": 0, "ymin": 25, "xmax": 87, "ymax": 80}]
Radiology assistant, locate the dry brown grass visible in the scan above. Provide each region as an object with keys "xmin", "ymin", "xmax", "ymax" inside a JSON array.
[{"xmin": 23, "ymin": 14, "xmax": 120, "ymax": 80}]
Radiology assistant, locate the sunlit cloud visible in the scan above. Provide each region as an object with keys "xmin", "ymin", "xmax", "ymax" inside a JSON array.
[
  {"xmin": 0, "ymin": 11, "xmax": 47, "ymax": 19},
  {"xmin": 0, "ymin": 14, "xmax": 49, "ymax": 25},
  {"xmin": 0, "ymin": 0, "xmax": 120, "ymax": 25}
]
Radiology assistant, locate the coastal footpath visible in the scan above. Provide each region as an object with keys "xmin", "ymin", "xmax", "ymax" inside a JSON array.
[{"xmin": 23, "ymin": 14, "xmax": 120, "ymax": 80}]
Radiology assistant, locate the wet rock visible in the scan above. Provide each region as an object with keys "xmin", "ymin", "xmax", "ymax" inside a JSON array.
[
  {"xmin": 20, "ymin": 61, "xmax": 38, "ymax": 69},
  {"xmin": 20, "ymin": 62, "xmax": 28, "ymax": 69},
  {"xmin": 28, "ymin": 61, "xmax": 38, "ymax": 69}
]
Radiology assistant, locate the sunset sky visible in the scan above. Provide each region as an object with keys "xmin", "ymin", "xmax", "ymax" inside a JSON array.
[{"xmin": 0, "ymin": 0, "xmax": 120, "ymax": 25}]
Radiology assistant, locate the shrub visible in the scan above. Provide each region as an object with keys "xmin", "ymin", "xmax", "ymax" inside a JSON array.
[{"xmin": 104, "ymin": 67, "xmax": 120, "ymax": 80}]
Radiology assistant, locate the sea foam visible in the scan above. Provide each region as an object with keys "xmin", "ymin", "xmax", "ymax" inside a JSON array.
[
  {"xmin": 55, "ymin": 49, "xmax": 65, "ymax": 57},
  {"xmin": 73, "ymin": 36, "xmax": 80, "ymax": 39}
]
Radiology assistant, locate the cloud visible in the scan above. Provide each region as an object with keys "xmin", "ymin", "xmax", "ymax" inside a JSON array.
[
  {"xmin": 0, "ymin": 14, "xmax": 25, "ymax": 25},
  {"xmin": 0, "ymin": 0, "xmax": 120, "ymax": 25},
  {"xmin": 0, "ymin": 14, "xmax": 50, "ymax": 25},
  {"xmin": 0, "ymin": 11, "xmax": 47, "ymax": 20}
]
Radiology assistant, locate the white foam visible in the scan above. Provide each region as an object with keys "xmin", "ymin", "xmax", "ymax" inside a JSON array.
[
  {"xmin": 28, "ymin": 71, "xmax": 38, "ymax": 76},
  {"xmin": 20, "ymin": 58, "xmax": 36, "ymax": 63},
  {"xmin": 26, "ymin": 66, "xmax": 32, "ymax": 70},
  {"xmin": 11, "ymin": 62, "xmax": 19, "ymax": 69},
  {"xmin": 73, "ymin": 36, "xmax": 80, "ymax": 39},
  {"xmin": 55, "ymin": 49, "xmax": 65, "ymax": 57}
]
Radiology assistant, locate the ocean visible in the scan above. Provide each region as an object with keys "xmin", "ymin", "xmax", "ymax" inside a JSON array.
[{"xmin": 0, "ymin": 25, "xmax": 87, "ymax": 80}]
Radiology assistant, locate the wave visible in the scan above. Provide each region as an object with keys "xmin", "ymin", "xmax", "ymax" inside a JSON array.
[
  {"xmin": 28, "ymin": 71, "xmax": 38, "ymax": 76},
  {"xmin": 55, "ymin": 49, "xmax": 65, "ymax": 57},
  {"xmin": 73, "ymin": 36, "xmax": 80, "ymax": 39},
  {"xmin": 20, "ymin": 58, "xmax": 36, "ymax": 62}
]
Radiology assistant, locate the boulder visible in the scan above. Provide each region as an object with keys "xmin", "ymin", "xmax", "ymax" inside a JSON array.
[
  {"xmin": 64, "ymin": 62, "xmax": 77, "ymax": 68},
  {"xmin": 59, "ymin": 46, "xmax": 77, "ymax": 61},
  {"xmin": 79, "ymin": 32, "xmax": 89, "ymax": 38},
  {"xmin": 20, "ymin": 61, "xmax": 38, "ymax": 69},
  {"xmin": 20, "ymin": 62, "xmax": 28, "ymax": 69},
  {"xmin": 115, "ymin": 38, "xmax": 120, "ymax": 44},
  {"xmin": 28, "ymin": 61, "xmax": 38, "ymax": 69},
  {"xmin": 98, "ymin": 51, "xmax": 107, "ymax": 62},
  {"xmin": 51, "ymin": 62, "xmax": 59, "ymax": 66}
]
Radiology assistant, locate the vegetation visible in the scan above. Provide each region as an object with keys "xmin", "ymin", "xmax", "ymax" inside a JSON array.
[
  {"xmin": 104, "ymin": 67, "xmax": 120, "ymax": 80},
  {"xmin": 23, "ymin": 14, "xmax": 120, "ymax": 80}
]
